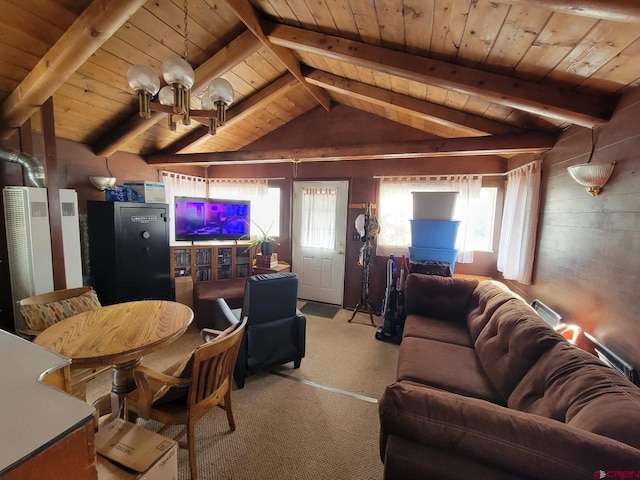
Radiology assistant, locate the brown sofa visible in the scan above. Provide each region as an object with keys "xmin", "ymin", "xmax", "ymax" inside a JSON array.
[{"xmin": 379, "ymin": 274, "xmax": 640, "ymax": 480}]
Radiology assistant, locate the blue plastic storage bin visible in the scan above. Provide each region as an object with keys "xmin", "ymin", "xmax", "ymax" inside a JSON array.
[
  {"xmin": 410, "ymin": 220, "xmax": 460, "ymax": 249},
  {"xmin": 408, "ymin": 246, "xmax": 458, "ymax": 273}
]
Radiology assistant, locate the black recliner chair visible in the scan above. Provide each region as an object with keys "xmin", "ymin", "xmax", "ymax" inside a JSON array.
[{"xmin": 228, "ymin": 272, "xmax": 306, "ymax": 388}]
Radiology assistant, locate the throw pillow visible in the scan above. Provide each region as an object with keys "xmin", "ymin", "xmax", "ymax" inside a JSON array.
[{"xmin": 20, "ymin": 289, "xmax": 101, "ymax": 332}]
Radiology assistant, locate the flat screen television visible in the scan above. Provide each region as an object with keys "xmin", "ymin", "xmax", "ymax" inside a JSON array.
[{"xmin": 174, "ymin": 196, "xmax": 250, "ymax": 242}]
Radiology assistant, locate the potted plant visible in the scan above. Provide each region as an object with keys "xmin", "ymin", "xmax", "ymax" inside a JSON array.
[{"xmin": 246, "ymin": 221, "xmax": 276, "ymax": 256}]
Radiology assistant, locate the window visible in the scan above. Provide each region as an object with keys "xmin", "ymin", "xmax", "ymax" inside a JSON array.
[
  {"xmin": 377, "ymin": 176, "xmax": 497, "ymax": 262},
  {"xmin": 467, "ymin": 187, "xmax": 496, "ymax": 252},
  {"xmin": 162, "ymin": 173, "xmax": 282, "ymax": 241},
  {"xmin": 300, "ymin": 187, "xmax": 336, "ymax": 249},
  {"xmin": 208, "ymin": 179, "xmax": 281, "ymax": 239},
  {"xmin": 260, "ymin": 187, "xmax": 281, "ymax": 237}
]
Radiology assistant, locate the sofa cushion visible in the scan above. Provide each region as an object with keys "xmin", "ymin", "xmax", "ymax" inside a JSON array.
[
  {"xmin": 404, "ymin": 274, "xmax": 478, "ymax": 322},
  {"xmin": 397, "ymin": 336, "xmax": 502, "ymax": 403},
  {"xmin": 473, "ymin": 303, "xmax": 564, "ymax": 400},
  {"xmin": 509, "ymin": 342, "xmax": 640, "ymax": 450},
  {"xmin": 466, "ymin": 280, "xmax": 531, "ymax": 342},
  {"xmin": 402, "ymin": 314, "xmax": 473, "ymax": 347}
]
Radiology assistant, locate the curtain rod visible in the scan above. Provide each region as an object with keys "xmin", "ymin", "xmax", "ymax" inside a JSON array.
[{"xmin": 373, "ymin": 172, "xmax": 506, "ymax": 179}]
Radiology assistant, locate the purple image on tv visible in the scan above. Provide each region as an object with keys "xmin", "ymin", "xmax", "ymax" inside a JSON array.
[{"xmin": 174, "ymin": 197, "xmax": 250, "ymax": 241}]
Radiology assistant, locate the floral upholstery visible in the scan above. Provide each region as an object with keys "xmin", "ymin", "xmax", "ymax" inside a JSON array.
[{"xmin": 20, "ymin": 289, "xmax": 101, "ymax": 332}]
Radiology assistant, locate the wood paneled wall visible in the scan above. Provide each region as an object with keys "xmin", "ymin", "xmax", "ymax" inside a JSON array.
[{"xmin": 506, "ymin": 87, "xmax": 640, "ymax": 370}]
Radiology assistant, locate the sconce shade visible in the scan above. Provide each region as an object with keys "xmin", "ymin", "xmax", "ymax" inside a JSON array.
[
  {"xmin": 567, "ymin": 163, "xmax": 614, "ymax": 196},
  {"xmin": 88, "ymin": 176, "xmax": 116, "ymax": 191}
]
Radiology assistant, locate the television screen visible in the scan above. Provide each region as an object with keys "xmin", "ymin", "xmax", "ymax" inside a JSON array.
[{"xmin": 174, "ymin": 196, "xmax": 250, "ymax": 242}]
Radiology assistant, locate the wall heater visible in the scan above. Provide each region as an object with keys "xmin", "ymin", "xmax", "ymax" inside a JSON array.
[{"xmin": 3, "ymin": 187, "xmax": 82, "ymax": 333}]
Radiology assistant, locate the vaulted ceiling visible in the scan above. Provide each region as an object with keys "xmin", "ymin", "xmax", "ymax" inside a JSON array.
[{"xmin": 0, "ymin": 0, "xmax": 638, "ymax": 165}]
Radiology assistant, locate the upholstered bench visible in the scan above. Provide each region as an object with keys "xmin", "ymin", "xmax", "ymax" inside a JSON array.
[{"xmin": 193, "ymin": 278, "xmax": 247, "ymax": 329}]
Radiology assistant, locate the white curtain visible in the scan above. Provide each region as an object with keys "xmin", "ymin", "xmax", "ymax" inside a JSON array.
[
  {"xmin": 300, "ymin": 187, "xmax": 337, "ymax": 249},
  {"xmin": 207, "ymin": 178, "xmax": 269, "ymax": 237},
  {"xmin": 161, "ymin": 171, "xmax": 207, "ymax": 244},
  {"xmin": 497, "ymin": 160, "xmax": 542, "ymax": 285},
  {"xmin": 377, "ymin": 176, "xmax": 481, "ymax": 261}
]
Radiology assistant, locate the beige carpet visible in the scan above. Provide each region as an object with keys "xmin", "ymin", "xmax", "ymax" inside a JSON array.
[{"xmin": 86, "ymin": 306, "xmax": 399, "ymax": 480}]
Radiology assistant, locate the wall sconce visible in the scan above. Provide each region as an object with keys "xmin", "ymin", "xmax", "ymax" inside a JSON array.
[
  {"xmin": 567, "ymin": 163, "xmax": 615, "ymax": 196},
  {"xmin": 567, "ymin": 127, "xmax": 615, "ymax": 196},
  {"xmin": 88, "ymin": 176, "xmax": 116, "ymax": 191}
]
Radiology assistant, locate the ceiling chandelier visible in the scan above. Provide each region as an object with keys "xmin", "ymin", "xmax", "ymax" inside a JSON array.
[{"xmin": 126, "ymin": 0, "xmax": 234, "ymax": 135}]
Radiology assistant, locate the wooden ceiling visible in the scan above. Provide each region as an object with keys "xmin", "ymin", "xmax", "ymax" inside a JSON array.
[{"xmin": 0, "ymin": 0, "xmax": 639, "ymax": 165}]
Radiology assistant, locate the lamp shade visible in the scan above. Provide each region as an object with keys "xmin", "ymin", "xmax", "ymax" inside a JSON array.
[
  {"xmin": 207, "ymin": 78, "xmax": 234, "ymax": 107},
  {"xmin": 200, "ymin": 95, "xmax": 214, "ymax": 110},
  {"xmin": 158, "ymin": 86, "xmax": 174, "ymax": 106},
  {"xmin": 567, "ymin": 163, "xmax": 614, "ymax": 196},
  {"xmin": 161, "ymin": 56, "xmax": 195, "ymax": 89},
  {"xmin": 88, "ymin": 176, "xmax": 116, "ymax": 191},
  {"xmin": 127, "ymin": 65, "xmax": 160, "ymax": 95}
]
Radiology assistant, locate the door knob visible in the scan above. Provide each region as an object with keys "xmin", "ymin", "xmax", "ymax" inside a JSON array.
[{"xmin": 337, "ymin": 250, "xmax": 344, "ymax": 255}]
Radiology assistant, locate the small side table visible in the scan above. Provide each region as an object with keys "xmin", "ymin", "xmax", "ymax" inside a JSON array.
[{"xmin": 253, "ymin": 261, "xmax": 291, "ymax": 275}]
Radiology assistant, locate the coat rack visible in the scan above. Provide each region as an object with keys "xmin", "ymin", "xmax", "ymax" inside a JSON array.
[{"xmin": 349, "ymin": 202, "xmax": 378, "ymax": 326}]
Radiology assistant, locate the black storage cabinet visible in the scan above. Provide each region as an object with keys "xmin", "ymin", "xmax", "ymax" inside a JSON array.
[{"xmin": 87, "ymin": 201, "xmax": 171, "ymax": 305}]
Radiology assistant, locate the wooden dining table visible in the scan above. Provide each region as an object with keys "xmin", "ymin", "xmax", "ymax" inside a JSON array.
[{"xmin": 34, "ymin": 300, "xmax": 193, "ymax": 418}]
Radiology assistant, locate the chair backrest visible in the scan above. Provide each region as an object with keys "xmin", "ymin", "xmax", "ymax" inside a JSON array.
[
  {"xmin": 189, "ymin": 318, "xmax": 247, "ymax": 411},
  {"xmin": 18, "ymin": 286, "xmax": 101, "ymax": 332},
  {"xmin": 240, "ymin": 273, "xmax": 299, "ymax": 325}
]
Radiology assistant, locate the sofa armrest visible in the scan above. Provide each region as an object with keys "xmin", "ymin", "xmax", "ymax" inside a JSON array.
[{"xmin": 379, "ymin": 382, "xmax": 640, "ymax": 479}]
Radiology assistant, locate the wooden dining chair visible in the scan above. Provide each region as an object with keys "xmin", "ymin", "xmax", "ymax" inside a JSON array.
[
  {"xmin": 18, "ymin": 286, "xmax": 108, "ymax": 399},
  {"xmin": 124, "ymin": 314, "xmax": 247, "ymax": 480}
]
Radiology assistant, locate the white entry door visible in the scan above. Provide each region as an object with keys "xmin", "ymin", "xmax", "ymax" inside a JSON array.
[{"xmin": 292, "ymin": 180, "xmax": 348, "ymax": 305}]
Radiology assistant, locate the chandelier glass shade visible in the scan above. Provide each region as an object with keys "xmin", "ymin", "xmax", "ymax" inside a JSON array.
[{"xmin": 567, "ymin": 163, "xmax": 615, "ymax": 196}]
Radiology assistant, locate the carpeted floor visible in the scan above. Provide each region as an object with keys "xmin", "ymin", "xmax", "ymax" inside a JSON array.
[
  {"xmin": 85, "ymin": 306, "xmax": 399, "ymax": 480},
  {"xmin": 299, "ymin": 301, "xmax": 342, "ymax": 319}
]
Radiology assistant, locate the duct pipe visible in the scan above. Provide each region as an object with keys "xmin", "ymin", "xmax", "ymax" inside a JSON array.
[{"xmin": 0, "ymin": 147, "xmax": 45, "ymax": 188}]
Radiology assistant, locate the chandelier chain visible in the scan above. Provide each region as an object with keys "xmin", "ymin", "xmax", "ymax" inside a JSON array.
[{"xmin": 183, "ymin": 0, "xmax": 189, "ymax": 62}]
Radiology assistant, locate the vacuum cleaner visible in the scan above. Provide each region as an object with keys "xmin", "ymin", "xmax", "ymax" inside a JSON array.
[{"xmin": 375, "ymin": 255, "xmax": 406, "ymax": 344}]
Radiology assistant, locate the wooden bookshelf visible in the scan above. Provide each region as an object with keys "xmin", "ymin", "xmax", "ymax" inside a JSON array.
[{"xmin": 170, "ymin": 242, "xmax": 253, "ymax": 284}]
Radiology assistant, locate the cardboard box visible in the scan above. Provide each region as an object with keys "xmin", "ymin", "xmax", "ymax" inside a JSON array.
[
  {"xmin": 95, "ymin": 419, "xmax": 178, "ymax": 480},
  {"xmin": 124, "ymin": 181, "xmax": 166, "ymax": 203}
]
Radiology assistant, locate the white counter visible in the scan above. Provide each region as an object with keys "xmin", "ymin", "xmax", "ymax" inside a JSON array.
[{"xmin": 0, "ymin": 330, "xmax": 96, "ymax": 474}]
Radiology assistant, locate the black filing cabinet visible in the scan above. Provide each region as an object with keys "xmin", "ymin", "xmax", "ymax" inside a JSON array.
[{"xmin": 87, "ymin": 201, "xmax": 171, "ymax": 305}]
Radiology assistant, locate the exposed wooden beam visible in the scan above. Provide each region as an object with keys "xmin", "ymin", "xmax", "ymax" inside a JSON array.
[
  {"xmin": 0, "ymin": 0, "xmax": 146, "ymax": 140},
  {"xmin": 304, "ymin": 69, "xmax": 526, "ymax": 137},
  {"xmin": 502, "ymin": 0, "xmax": 640, "ymax": 23},
  {"xmin": 267, "ymin": 24, "xmax": 613, "ymax": 128},
  {"xmin": 93, "ymin": 29, "xmax": 262, "ymax": 157},
  {"xmin": 225, "ymin": 0, "xmax": 331, "ymax": 111},
  {"xmin": 146, "ymin": 132, "xmax": 556, "ymax": 165},
  {"xmin": 160, "ymin": 73, "xmax": 299, "ymax": 154}
]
